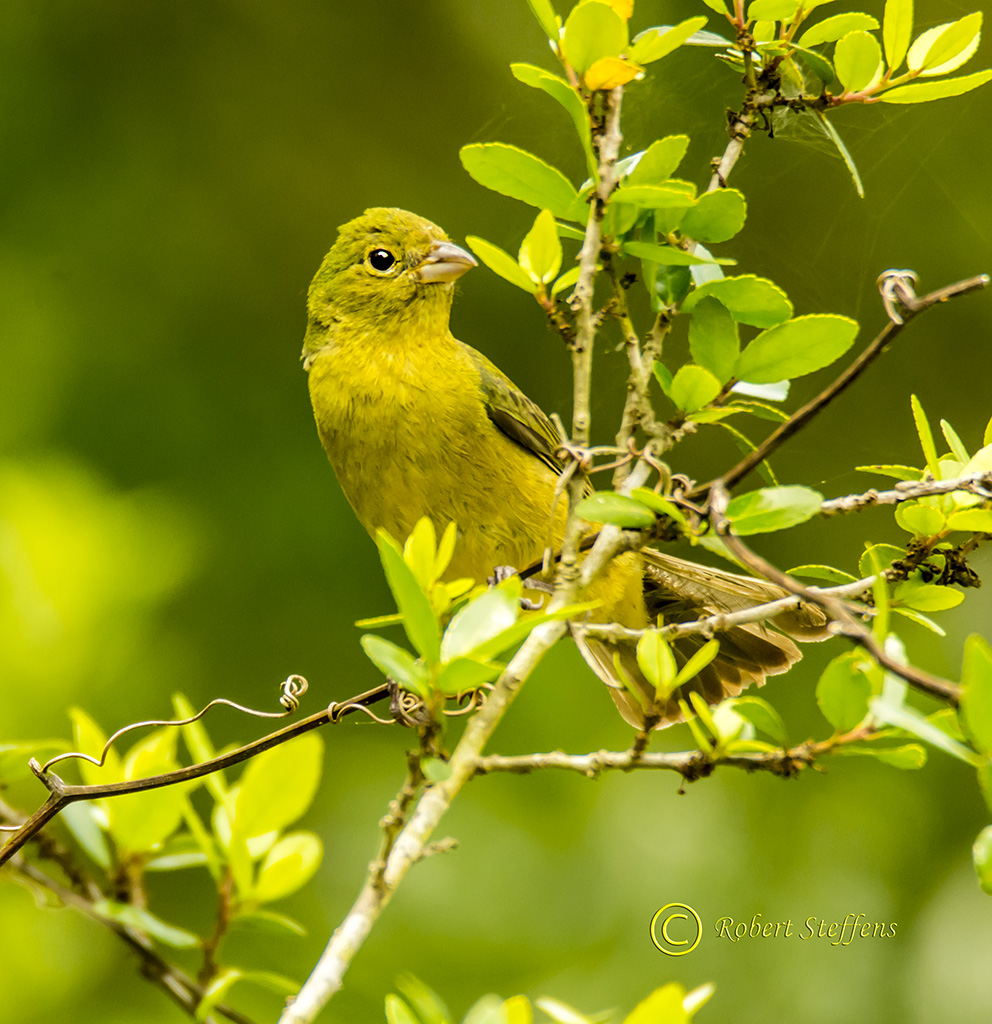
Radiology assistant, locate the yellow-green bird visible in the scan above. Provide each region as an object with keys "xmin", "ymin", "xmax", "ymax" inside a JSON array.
[{"xmin": 302, "ymin": 208, "xmax": 827, "ymax": 727}]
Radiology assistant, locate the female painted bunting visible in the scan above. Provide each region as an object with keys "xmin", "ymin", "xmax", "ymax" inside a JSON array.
[{"xmin": 302, "ymin": 208, "xmax": 827, "ymax": 728}]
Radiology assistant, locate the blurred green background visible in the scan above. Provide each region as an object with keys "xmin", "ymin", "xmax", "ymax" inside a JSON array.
[{"xmin": 2, "ymin": 0, "xmax": 992, "ymax": 1021}]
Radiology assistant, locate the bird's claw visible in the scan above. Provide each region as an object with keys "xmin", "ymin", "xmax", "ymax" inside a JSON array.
[{"xmin": 488, "ymin": 565, "xmax": 554, "ymax": 610}]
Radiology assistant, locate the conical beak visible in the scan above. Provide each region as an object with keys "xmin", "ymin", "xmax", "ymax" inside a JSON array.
[{"xmin": 413, "ymin": 240, "xmax": 477, "ymax": 283}]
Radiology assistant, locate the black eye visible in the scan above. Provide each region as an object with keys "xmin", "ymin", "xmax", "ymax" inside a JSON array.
[{"xmin": 368, "ymin": 249, "xmax": 396, "ymax": 272}]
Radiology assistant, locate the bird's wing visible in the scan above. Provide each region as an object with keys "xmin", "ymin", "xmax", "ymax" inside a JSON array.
[{"xmin": 463, "ymin": 343, "xmax": 569, "ymax": 478}]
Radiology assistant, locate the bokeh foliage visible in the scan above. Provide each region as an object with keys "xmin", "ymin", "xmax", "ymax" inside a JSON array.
[{"xmin": 2, "ymin": 1, "xmax": 992, "ymax": 1022}]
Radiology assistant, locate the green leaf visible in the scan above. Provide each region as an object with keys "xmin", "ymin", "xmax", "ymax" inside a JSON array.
[
  {"xmin": 689, "ymin": 296, "xmax": 739, "ymax": 383},
  {"xmin": 232, "ymin": 732, "xmax": 324, "ymax": 839},
  {"xmin": 881, "ymin": 69, "xmax": 992, "ymax": 102},
  {"xmin": 748, "ymin": 0, "xmax": 799, "ymax": 21},
  {"xmin": 947, "ymin": 509, "xmax": 992, "ymax": 533},
  {"xmin": 817, "ymin": 651, "xmax": 873, "ymax": 731},
  {"xmin": 735, "ymin": 314, "xmax": 858, "ymax": 383},
  {"xmin": 62, "ymin": 803, "xmax": 113, "ymax": 869},
  {"xmin": 70, "ymin": 707, "xmax": 123, "ymax": 786},
  {"xmin": 637, "ymin": 630, "xmax": 678, "ymax": 698},
  {"xmin": 725, "ymin": 485, "xmax": 824, "ymax": 535},
  {"xmin": 403, "ymin": 517, "xmax": 438, "ymax": 590},
  {"xmin": 869, "ymin": 697, "xmax": 982, "ymax": 765},
  {"xmin": 629, "ymin": 17, "xmax": 709, "ymax": 64},
  {"xmin": 576, "ymin": 492, "xmax": 656, "ymax": 528},
  {"xmin": 909, "ymin": 12, "xmax": 982, "ymax": 74},
  {"xmin": 510, "ymin": 64, "xmax": 597, "ymax": 177},
  {"xmin": 834, "ymin": 30, "xmax": 882, "ymax": 92},
  {"xmin": 653, "ymin": 360, "xmax": 673, "ymax": 394},
  {"xmin": 441, "ymin": 588, "xmax": 519, "ymax": 661},
  {"xmin": 961, "ymin": 634, "xmax": 992, "ymax": 754},
  {"xmin": 386, "ymin": 995, "xmax": 422, "ymax": 1024},
  {"xmin": 622, "ymin": 240, "xmax": 733, "ymax": 266},
  {"xmin": 974, "ymin": 825, "xmax": 992, "ymax": 894},
  {"xmin": 894, "ymin": 500, "xmax": 945, "ymax": 536},
  {"xmin": 811, "ymin": 110, "xmax": 864, "ymax": 197},
  {"xmin": 615, "ymin": 185, "xmax": 698, "ymax": 210},
  {"xmin": 893, "ymin": 579, "xmax": 964, "ymax": 611},
  {"xmin": 518, "ymin": 209, "xmax": 562, "ymax": 283},
  {"xmin": 253, "ymin": 831, "xmax": 324, "ymax": 903},
  {"xmin": 674, "ymin": 638, "xmax": 722, "ymax": 689},
  {"xmin": 630, "ymin": 488, "xmax": 687, "ymax": 522},
  {"xmin": 376, "ymin": 529, "xmax": 441, "ymax": 663},
  {"xmin": 788, "ymin": 563, "xmax": 857, "ymax": 584},
  {"xmin": 940, "ymin": 419, "xmax": 970, "ymax": 462},
  {"xmin": 361, "ymin": 634, "xmax": 429, "ymax": 696},
  {"xmin": 800, "ymin": 12, "xmax": 879, "ymax": 47},
  {"xmin": 858, "ymin": 542, "xmax": 904, "ymax": 578},
  {"xmin": 683, "ymin": 274, "xmax": 793, "ymax": 327},
  {"xmin": 460, "ymin": 143, "xmax": 579, "ymax": 219},
  {"xmin": 394, "ymin": 974, "xmax": 453, "ymax": 1024},
  {"xmin": 562, "ymin": 1, "xmax": 628, "ymax": 74},
  {"xmin": 832, "ymin": 743, "xmax": 927, "ymax": 768},
  {"xmin": 625, "ymin": 136, "xmax": 690, "ymax": 186},
  {"xmin": 700, "ymin": 0, "xmax": 730, "ymax": 14},
  {"xmin": 882, "ymin": 0, "xmax": 913, "ymax": 71},
  {"xmin": 731, "ymin": 695, "xmax": 786, "ymax": 744},
  {"xmin": 623, "ymin": 984, "xmax": 690, "ymax": 1024},
  {"xmin": 679, "ymin": 188, "xmax": 747, "ymax": 243},
  {"xmin": 466, "ymin": 236, "xmax": 540, "ymax": 293},
  {"xmin": 523, "ymin": 0, "xmax": 560, "ymax": 41},
  {"xmin": 668, "ymin": 364, "xmax": 723, "ymax": 412},
  {"xmin": 229, "ymin": 909, "xmax": 308, "ymax": 938},
  {"xmin": 792, "ymin": 46, "xmax": 837, "ymax": 83},
  {"xmin": 435, "ymin": 656, "xmax": 504, "ymax": 695},
  {"xmin": 468, "ymin": 600, "xmax": 600, "ymax": 662},
  {"xmin": 93, "ymin": 901, "xmax": 199, "ymax": 948},
  {"xmin": 855, "ymin": 463, "xmax": 923, "ymax": 480},
  {"xmin": 551, "ymin": 265, "xmax": 581, "ymax": 296}
]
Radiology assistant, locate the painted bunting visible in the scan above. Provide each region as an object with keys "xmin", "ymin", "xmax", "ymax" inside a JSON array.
[{"xmin": 302, "ymin": 208, "xmax": 827, "ymax": 727}]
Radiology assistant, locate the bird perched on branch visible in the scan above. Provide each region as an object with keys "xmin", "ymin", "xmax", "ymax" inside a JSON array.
[{"xmin": 301, "ymin": 207, "xmax": 827, "ymax": 728}]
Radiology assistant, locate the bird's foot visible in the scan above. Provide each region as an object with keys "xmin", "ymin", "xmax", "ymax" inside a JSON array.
[{"xmin": 487, "ymin": 565, "xmax": 554, "ymax": 610}]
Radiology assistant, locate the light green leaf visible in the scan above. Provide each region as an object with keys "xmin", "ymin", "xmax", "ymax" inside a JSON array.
[
  {"xmin": 700, "ymin": 0, "xmax": 730, "ymax": 14},
  {"xmin": 883, "ymin": 0, "xmax": 913, "ymax": 71},
  {"xmin": 435, "ymin": 656, "xmax": 504, "ymax": 695},
  {"xmin": 683, "ymin": 274, "xmax": 793, "ymax": 327},
  {"xmin": 881, "ymin": 69, "xmax": 992, "ymax": 102},
  {"xmin": 674, "ymin": 638, "xmax": 722, "ymax": 689},
  {"xmin": 629, "ymin": 17, "xmax": 709, "ymax": 64},
  {"xmin": 909, "ymin": 12, "xmax": 982, "ymax": 74},
  {"xmin": 562, "ymin": 1, "xmax": 628, "ymax": 74},
  {"xmin": 832, "ymin": 743, "xmax": 927, "ymax": 768},
  {"xmin": 894, "ymin": 501, "xmax": 946, "ymax": 535},
  {"xmin": 510, "ymin": 64, "xmax": 596, "ymax": 177},
  {"xmin": 961, "ymin": 634, "xmax": 992, "ymax": 754},
  {"xmin": 748, "ymin": 0, "xmax": 799, "ymax": 21},
  {"xmin": 253, "ymin": 831, "xmax": 324, "ymax": 903},
  {"xmin": 834, "ymin": 30, "xmax": 882, "ymax": 92},
  {"xmin": 974, "ymin": 825, "xmax": 992, "ymax": 894},
  {"xmin": 869, "ymin": 696, "xmax": 982, "ymax": 765},
  {"xmin": 503, "ymin": 994, "xmax": 533, "ymax": 1024},
  {"xmin": 403, "ymin": 517, "xmax": 438, "ymax": 591},
  {"xmin": 625, "ymin": 135, "xmax": 690, "ymax": 186},
  {"xmin": 668, "ymin": 364, "xmax": 723, "ymax": 412},
  {"xmin": 855, "ymin": 463, "xmax": 924, "ymax": 480},
  {"xmin": 623, "ymin": 984, "xmax": 689, "ymax": 1024},
  {"xmin": 630, "ymin": 488, "xmax": 687, "ymax": 522},
  {"xmin": 940, "ymin": 418, "xmax": 970, "ymax": 461},
  {"xmin": 689, "ymin": 296, "xmax": 739, "ymax": 383},
  {"xmin": 817, "ymin": 651, "xmax": 873, "ymax": 731},
  {"xmin": 731, "ymin": 695, "xmax": 786, "ymax": 744},
  {"xmin": 800, "ymin": 12, "xmax": 879, "ymax": 47},
  {"xmin": 551, "ymin": 265, "xmax": 581, "ymax": 295},
  {"xmin": 376, "ymin": 530, "xmax": 441, "ymax": 663},
  {"xmin": 622, "ymin": 240, "xmax": 733, "ymax": 266},
  {"xmin": 93, "ymin": 901, "xmax": 199, "ymax": 949},
  {"xmin": 735, "ymin": 314, "xmax": 858, "ymax": 383},
  {"xmin": 466, "ymin": 236, "xmax": 540, "ymax": 293},
  {"xmin": 792, "ymin": 45, "xmax": 837, "ymax": 83},
  {"xmin": 232, "ymin": 732, "xmax": 324, "ymax": 839},
  {"xmin": 70, "ymin": 707, "xmax": 123, "ymax": 786},
  {"xmin": 464, "ymin": 995, "xmax": 512, "ymax": 1024},
  {"xmin": 394, "ymin": 974, "xmax": 453, "ymax": 1024},
  {"xmin": 576, "ymin": 491, "xmax": 656, "ymax": 528},
  {"xmin": 858, "ymin": 542, "xmax": 904, "ymax": 578},
  {"xmin": 894, "ymin": 579, "xmax": 964, "ymax": 611},
  {"xmin": 62, "ymin": 803, "xmax": 113, "ymax": 869},
  {"xmin": 468, "ymin": 600, "xmax": 600, "ymax": 662},
  {"xmin": 653, "ymin": 360, "xmax": 673, "ymax": 394},
  {"xmin": 726, "ymin": 485, "xmax": 824, "ymax": 535},
  {"xmin": 460, "ymin": 143, "xmax": 579, "ymax": 219},
  {"xmin": 811, "ymin": 110, "xmax": 864, "ymax": 197},
  {"xmin": 615, "ymin": 185, "xmax": 698, "ymax": 210},
  {"xmin": 947, "ymin": 508, "xmax": 992, "ymax": 532},
  {"xmin": 637, "ymin": 630, "xmax": 678, "ymax": 698},
  {"xmin": 679, "ymin": 188, "xmax": 747, "ymax": 243},
  {"xmin": 385, "ymin": 995, "xmax": 422, "ymax": 1024},
  {"xmin": 518, "ymin": 209, "xmax": 562, "ymax": 283},
  {"xmin": 524, "ymin": 0, "xmax": 560, "ymax": 41},
  {"xmin": 910, "ymin": 396, "xmax": 939, "ymax": 474},
  {"xmin": 788, "ymin": 563, "xmax": 857, "ymax": 584},
  {"xmin": 441, "ymin": 588, "xmax": 519, "ymax": 661}
]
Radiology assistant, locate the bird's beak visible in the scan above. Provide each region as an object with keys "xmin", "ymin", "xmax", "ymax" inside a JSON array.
[{"xmin": 413, "ymin": 240, "xmax": 477, "ymax": 284}]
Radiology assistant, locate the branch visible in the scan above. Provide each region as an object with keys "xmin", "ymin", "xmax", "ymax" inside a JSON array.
[
  {"xmin": 820, "ymin": 472, "xmax": 992, "ymax": 515},
  {"xmin": 694, "ymin": 272, "xmax": 990, "ymax": 497}
]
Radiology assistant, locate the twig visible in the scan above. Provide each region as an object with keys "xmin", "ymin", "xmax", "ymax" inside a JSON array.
[
  {"xmin": 696, "ymin": 273, "xmax": 989, "ymax": 496},
  {"xmin": 821, "ymin": 473, "xmax": 992, "ymax": 515},
  {"xmin": 708, "ymin": 110, "xmax": 756, "ymax": 191},
  {"xmin": 709, "ymin": 484, "xmax": 962, "ymax": 706}
]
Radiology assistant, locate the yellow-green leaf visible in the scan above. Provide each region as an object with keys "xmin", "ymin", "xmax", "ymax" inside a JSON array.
[
  {"xmin": 882, "ymin": 0, "xmax": 913, "ymax": 71},
  {"xmin": 518, "ymin": 209, "xmax": 562, "ymax": 283},
  {"xmin": 834, "ymin": 30, "xmax": 882, "ymax": 92},
  {"xmin": 881, "ymin": 68, "xmax": 992, "ymax": 102},
  {"xmin": 466, "ymin": 236, "xmax": 539, "ymax": 293},
  {"xmin": 629, "ymin": 17, "xmax": 709, "ymax": 64}
]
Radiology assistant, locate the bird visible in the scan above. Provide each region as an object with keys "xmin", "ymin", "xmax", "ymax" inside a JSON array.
[{"xmin": 301, "ymin": 207, "xmax": 828, "ymax": 728}]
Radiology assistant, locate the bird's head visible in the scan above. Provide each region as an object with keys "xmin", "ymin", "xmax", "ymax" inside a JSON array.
[{"xmin": 302, "ymin": 208, "xmax": 476, "ymax": 362}]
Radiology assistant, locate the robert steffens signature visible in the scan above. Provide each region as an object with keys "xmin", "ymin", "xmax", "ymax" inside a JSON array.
[{"xmin": 715, "ymin": 912, "xmax": 898, "ymax": 946}]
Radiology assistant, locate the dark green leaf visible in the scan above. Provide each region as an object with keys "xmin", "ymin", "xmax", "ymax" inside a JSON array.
[
  {"xmin": 726, "ymin": 485, "xmax": 824, "ymax": 535},
  {"xmin": 734, "ymin": 314, "xmax": 859, "ymax": 383},
  {"xmin": 460, "ymin": 143, "xmax": 579, "ymax": 219},
  {"xmin": 689, "ymin": 295, "xmax": 739, "ymax": 384}
]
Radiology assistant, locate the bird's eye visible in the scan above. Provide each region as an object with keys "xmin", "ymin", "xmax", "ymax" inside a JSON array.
[{"xmin": 367, "ymin": 249, "xmax": 396, "ymax": 273}]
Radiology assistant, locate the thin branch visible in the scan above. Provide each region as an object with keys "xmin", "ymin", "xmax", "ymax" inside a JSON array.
[
  {"xmin": 821, "ymin": 472, "xmax": 992, "ymax": 515},
  {"xmin": 708, "ymin": 110, "xmax": 756, "ymax": 191},
  {"xmin": 694, "ymin": 273, "xmax": 990, "ymax": 497}
]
